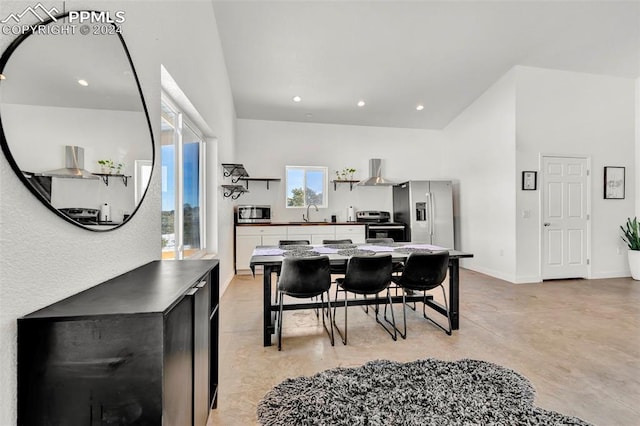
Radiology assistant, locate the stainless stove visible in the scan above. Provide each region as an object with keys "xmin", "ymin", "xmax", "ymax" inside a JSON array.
[
  {"xmin": 59, "ymin": 207, "xmax": 100, "ymax": 225},
  {"xmin": 356, "ymin": 210, "xmax": 407, "ymax": 241}
]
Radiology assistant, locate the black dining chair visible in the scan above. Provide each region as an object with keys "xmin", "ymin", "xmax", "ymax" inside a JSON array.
[
  {"xmin": 391, "ymin": 251, "xmax": 451, "ymax": 337},
  {"xmin": 279, "ymin": 239, "xmax": 311, "ymax": 246},
  {"xmin": 333, "ymin": 254, "xmax": 396, "ymax": 344},
  {"xmin": 322, "ymin": 239, "xmax": 353, "ymax": 275},
  {"xmin": 322, "ymin": 239, "xmax": 353, "ymax": 245},
  {"xmin": 365, "ymin": 238, "xmax": 404, "ymax": 276},
  {"xmin": 365, "ymin": 238, "xmax": 394, "ymax": 244},
  {"xmin": 274, "ymin": 239, "xmax": 312, "ymax": 306},
  {"xmin": 277, "ymin": 256, "xmax": 334, "ymax": 350}
]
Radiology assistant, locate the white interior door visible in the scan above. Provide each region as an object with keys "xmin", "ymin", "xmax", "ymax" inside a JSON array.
[{"xmin": 541, "ymin": 156, "xmax": 589, "ymax": 279}]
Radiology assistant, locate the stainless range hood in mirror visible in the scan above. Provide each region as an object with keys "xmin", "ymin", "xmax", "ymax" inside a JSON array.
[
  {"xmin": 0, "ymin": 10, "xmax": 155, "ymax": 231},
  {"xmin": 357, "ymin": 158, "xmax": 395, "ymax": 186},
  {"xmin": 39, "ymin": 146, "xmax": 98, "ymax": 180}
]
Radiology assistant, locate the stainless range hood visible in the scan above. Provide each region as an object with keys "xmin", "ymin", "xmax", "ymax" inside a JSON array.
[
  {"xmin": 357, "ymin": 158, "xmax": 395, "ymax": 186},
  {"xmin": 39, "ymin": 146, "xmax": 98, "ymax": 180}
]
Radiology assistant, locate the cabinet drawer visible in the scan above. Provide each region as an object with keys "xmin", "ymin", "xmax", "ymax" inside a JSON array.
[
  {"xmin": 236, "ymin": 226, "xmax": 285, "ymax": 236},
  {"xmin": 335, "ymin": 225, "xmax": 365, "ymax": 235},
  {"xmin": 287, "ymin": 225, "xmax": 336, "ymax": 235}
]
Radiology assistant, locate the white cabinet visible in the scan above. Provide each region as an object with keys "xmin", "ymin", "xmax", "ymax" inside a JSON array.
[
  {"xmin": 235, "ymin": 224, "xmax": 366, "ymax": 273},
  {"xmin": 235, "ymin": 226, "xmax": 287, "ymax": 272},
  {"xmin": 335, "ymin": 225, "xmax": 366, "ymax": 244},
  {"xmin": 287, "ymin": 225, "xmax": 336, "ymax": 245}
]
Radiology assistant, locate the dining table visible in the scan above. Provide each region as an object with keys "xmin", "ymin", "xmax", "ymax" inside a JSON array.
[{"xmin": 249, "ymin": 242, "xmax": 474, "ymax": 346}]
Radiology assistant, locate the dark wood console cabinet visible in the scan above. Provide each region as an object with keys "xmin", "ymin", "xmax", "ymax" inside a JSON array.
[{"xmin": 17, "ymin": 260, "xmax": 219, "ymax": 426}]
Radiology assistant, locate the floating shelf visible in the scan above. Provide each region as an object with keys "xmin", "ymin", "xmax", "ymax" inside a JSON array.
[
  {"xmin": 221, "ymin": 163, "xmax": 249, "ymax": 183},
  {"xmin": 238, "ymin": 177, "xmax": 281, "ymax": 190},
  {"xmin": 222, "ymin": 185, "xmax": 248, "ymax": 200},
  {"xmin": 331, "ymin": 179, "xmax": 360, "ymax": 191},
  {"xmin": 93, "ymin": 173, "xmax": 131, "ymax": 187}
]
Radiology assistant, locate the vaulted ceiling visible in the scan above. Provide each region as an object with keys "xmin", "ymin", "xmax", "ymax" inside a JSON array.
[{"xmin": 213, "ymin": 0, "xmax": 640, "ymax": 130}]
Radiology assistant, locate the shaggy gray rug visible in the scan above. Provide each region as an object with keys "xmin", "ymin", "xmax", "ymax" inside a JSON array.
[{"xmin": 257, "ymin": 358, "xmax": 592, "ymax": 426}]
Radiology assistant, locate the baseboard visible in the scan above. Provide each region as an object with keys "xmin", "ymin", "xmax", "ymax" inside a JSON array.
[
  {"xmin": 513, "ymin": 275, "xmax": 542, "ymax": 284},
  {"xmin": 589, "ymin": 270, "xmax": 631, "ymax": 279},
  {"xmin": 464, "ymin": 265, "xmax": 517, "ymax": 284}
]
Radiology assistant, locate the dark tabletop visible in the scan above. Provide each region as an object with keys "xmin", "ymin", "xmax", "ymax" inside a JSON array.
[{"xmin": 22, "ymin": 260, "xmax": 218, "ymax": 320}]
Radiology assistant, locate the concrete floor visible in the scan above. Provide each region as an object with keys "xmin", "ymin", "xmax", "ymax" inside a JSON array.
[{"xmin": 207, "ymin": 270, "xmax": 640, "ymax": 426}]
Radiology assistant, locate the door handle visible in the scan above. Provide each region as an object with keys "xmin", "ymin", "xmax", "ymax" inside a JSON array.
[{"xmin": 543, "ymin": 223, "xmax": 551, "ymax": 227}]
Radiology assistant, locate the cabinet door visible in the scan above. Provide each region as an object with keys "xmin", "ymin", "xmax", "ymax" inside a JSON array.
[
  {"xmin": 335, "ymin": 226, "xmax": 366, "ymax": 244},
  {"xmin": 164, "ymin": 297, "xmax": 194, "ymax": 426},
  {"xmin": 236, "ymin": 235, "xmax": 262, "ymax": 270},
  {"xmin": 311, "ymin": 234, "xmax": 336, "ymax": 244},
  {"xmin": 192, "ymin": 279, "xmax": 210, "ymax": 426},
  {"xmin": 262, "ymin": 234, "xmax": 287, "ymax": 246}
]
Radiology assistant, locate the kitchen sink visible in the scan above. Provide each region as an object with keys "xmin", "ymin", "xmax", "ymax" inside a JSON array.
[{"xmin": 288, "ymin": 221, "xmax": 330, "ymax": 225}]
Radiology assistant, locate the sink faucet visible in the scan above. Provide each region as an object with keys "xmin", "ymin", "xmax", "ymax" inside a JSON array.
[{"xmin": 303, "ymin": 204, "xmax": 319, "ymax": 222}]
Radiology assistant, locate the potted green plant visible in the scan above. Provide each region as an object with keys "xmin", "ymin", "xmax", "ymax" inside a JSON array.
[
  {"xmin": 97, "ymin": 159, "xmax": 114, "ymax": 174},
  {"xmin": 620, "ymin": 217, "xmax": 640, "ymax": 280}
]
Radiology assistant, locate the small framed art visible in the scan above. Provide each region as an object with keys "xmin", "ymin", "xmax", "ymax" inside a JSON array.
[
  {"xmin": 604, "ymin": 166, "xmax": 625, "ymax": 199},
  {"xmin": 522, "ymin": 171, "xmax": 537, "ymax": 190}
]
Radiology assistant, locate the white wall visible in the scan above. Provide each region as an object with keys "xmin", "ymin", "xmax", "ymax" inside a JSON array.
[
  {"xmin": 516, "ymin": 66, "xmax": 636, "ymax": 280},
  {"xmin": 235, "ymin": 119, "xmax": 446, "ymax": 222},
  {"xmin": 0, "ymin": 1, "xmax": 236, "ymax": 424},
  {"xmin": 443, "ymin": 70, "xmax": 518, "ymax": 281},
  {"xmin": 636, "ymin": 77, "xmax": 640, "ymax": 217}
]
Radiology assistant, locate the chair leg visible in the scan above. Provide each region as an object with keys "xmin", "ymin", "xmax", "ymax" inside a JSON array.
[
  {"xmin": 374, "ymin": 288, "xmax": 397, "ymax": 341},
  {"xmin": 277, "ymin": 293, "xmax": 285, "ymax": 351},
  {"xmin": 421, "ymin": 286, "xmax": 452, "ymax": 335},
  {"xmin": 323, "ymin": 290, "xmax": 335, "ymax": 345},
  {"xmin": 398, "ymin": 292, "xmax": 408, "ymax": 339},
  {"xmin": 332, "ymin": 288, "xmax": 348, "ymax": 345}
]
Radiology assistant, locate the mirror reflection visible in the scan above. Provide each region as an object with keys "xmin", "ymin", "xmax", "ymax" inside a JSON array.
[{"xmin": 0, "ymin": 13, "xmax": 154, "ymax": 231}]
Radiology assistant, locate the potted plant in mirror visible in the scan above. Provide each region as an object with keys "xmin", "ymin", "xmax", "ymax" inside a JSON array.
[{"xmin": 621, "ymin": 217, "xmax": 640, "ymax": 280}]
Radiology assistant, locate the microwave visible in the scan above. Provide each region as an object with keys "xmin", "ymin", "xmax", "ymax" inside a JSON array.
[{"xmin": 236, "ymin": 205, "xmax": 272, "ymax": 223}]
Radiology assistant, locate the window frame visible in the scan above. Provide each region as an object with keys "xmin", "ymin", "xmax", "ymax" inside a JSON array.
[
  {"xmin": 161, "ymin": 92, "xmax": 207, "ymax": 259},
  {"xmin": 285, "ymin": 165, "xmax": 329, "ymax": 209}
]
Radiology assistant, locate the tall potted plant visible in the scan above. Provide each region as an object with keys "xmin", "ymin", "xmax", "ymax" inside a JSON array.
[{"xmin": 621, "ymin": 217, "xmax": 640, "ymax": 280}]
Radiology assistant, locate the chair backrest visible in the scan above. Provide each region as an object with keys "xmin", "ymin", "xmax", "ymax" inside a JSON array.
[
  {"xmin": 365, "ymin": 238, "xmax": 394, "ymax": 244},
  {"xmin": 279, "ymin": 239, "xmax": 310, "ymax": 246},
  {"xmin": 278, "ymin": 256, "xmax": 331, "ymax": 298},
  {"xmin": 322, "ymin": 239, "xmax": 353, "ymax": 244},
  {"xmin": 341, "ymin": 254, "xmax": 392, "ymax": 294},
  {"xmin": 397, "ymin": 252, "xmax": 449, "ymax": 291}
]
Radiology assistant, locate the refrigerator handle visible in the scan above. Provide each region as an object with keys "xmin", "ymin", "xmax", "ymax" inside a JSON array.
[{"xmin": 426, "ymin": 192, "xmax": 434, "ymax": 236}]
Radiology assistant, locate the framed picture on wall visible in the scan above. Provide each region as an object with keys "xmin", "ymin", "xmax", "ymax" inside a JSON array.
[
  {"xmin": 522, "ymin": 171, "xmax": 537, "ymax": 190},
  {"xmin": 604, "ymin": 166, "xmax": 625, "ymax": 199}
]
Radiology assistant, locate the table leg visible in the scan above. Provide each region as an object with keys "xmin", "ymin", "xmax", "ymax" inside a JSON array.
[
  {"xmin": 263, "ymin": 266, "xmax": 274, "ymax": 346},
  {"xmin": 448, "ymin": 258, "xmax": 460, "ymax": 330}
]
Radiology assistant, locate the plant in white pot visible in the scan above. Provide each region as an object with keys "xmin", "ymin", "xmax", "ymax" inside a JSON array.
[{"xmin": 621, "ymin": 217, "xmax": 640, "ymax": 280}]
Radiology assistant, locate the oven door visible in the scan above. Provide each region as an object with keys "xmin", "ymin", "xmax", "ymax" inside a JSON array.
[{"xmin": 366, "ymin": 224, "xmax": 407, "ymax": 242}]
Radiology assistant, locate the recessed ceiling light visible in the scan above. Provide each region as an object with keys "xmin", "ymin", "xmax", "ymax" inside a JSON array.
[
  {"xmin": 292, "ymin": 95, "xmax": 302, "ymax": 103},
  {"xmin": 78, "ymin": 79, "xmax": 89, "ymax": 86},
  {"xmin": 357, "ymin": 100, "xmax": 366, "ymax": 107},
  {"xmin": 416, "ymin": 104, "xmax": 424, "ymax": 111},
  {"xmin": 305, "ymin": 113, "xmax": 313, "ymax": 118}
]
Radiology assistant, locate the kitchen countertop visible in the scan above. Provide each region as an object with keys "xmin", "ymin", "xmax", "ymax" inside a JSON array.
[{"xmin": 236, "ymin": 222, "xmax": 365, "ymax": 226}]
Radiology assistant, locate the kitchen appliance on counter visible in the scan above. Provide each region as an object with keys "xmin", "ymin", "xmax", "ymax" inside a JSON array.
[
  {"xmin": 59, "ymin": 207, "xmax": 100, "ymax": 225},
  {"xmin": 392, "ymin": 180, "xmax": 454, "ymax": 248},
  {"xmin": 236, "ymin": 205, "xmax": 272, "ymax": 224},
  {"xmin": 356, "ymin": 210, "xmax": 407, "ymax": 241}
]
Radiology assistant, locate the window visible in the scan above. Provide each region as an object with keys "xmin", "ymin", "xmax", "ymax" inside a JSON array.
[
  {"xmin": 286, "ymin": 166, "xmax": 328, "ymax": 208},
  {"xmin": 161, "ymin": 94, "xmax": 206, "ymax": 259}
]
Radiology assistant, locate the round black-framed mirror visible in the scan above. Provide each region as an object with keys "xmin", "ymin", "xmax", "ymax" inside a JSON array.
[{"xmin": 0, "ymin": 10, "xmax": 154, "ymax": 231}]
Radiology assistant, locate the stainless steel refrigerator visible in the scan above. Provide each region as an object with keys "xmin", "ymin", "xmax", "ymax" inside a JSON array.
[{"xmin": 392, "ymin": 180, "xmax": 454, "ymax": 248}]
